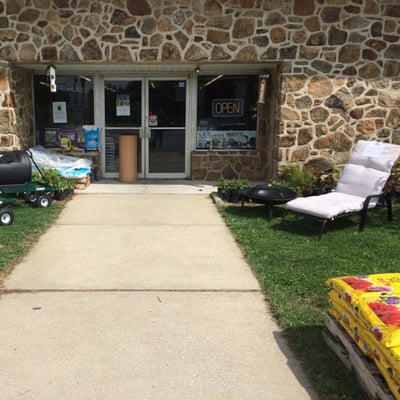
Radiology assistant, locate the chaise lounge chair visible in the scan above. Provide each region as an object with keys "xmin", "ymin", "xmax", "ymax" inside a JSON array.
[{"xmin": 282, "ymin": 140, "xmax": 400, "ymax": 238}]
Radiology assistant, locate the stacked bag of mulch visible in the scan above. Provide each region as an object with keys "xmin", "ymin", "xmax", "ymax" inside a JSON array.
[{"xmin": 327, "ymin": 273, "xmax": 400, "ymax": 399}]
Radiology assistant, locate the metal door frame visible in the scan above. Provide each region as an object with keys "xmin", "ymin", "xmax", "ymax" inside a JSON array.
[
  {"xmin": 143, "ymin": 76, "xmax": 188, "ymax": 179},
  {"xmin": 99, "ymin": 76, "xmax": 189, "ymax": 180}
]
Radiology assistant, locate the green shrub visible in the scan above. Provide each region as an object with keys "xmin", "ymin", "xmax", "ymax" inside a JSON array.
[
  {"xmin": 318, "ymin": 166, "xmax": 342, "ymax": 193},
  {"xmin": 217, "ymin": 178, "xmax": 251, "ymax": 203},
  {"xmin": 32, "ymin": 168, "xmax": 75, "ymax": 191},
  {"xmin": 274, "ymin": 165, "xmax": 316, "ymax": 196},
  {"xmin": 217, "ymin": 177, "xmax": 251, "ymax": 192}
]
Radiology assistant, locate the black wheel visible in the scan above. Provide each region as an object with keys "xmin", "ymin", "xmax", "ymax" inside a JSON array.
[
  {"xmin": 35, "ymin": 194, "xmax": 52, "ymax": 208},
  {"xmin": 25, "ymin": 193, "xmax": 37, "ymax": 204},
  {"xmin": 0, "ymin": 207, "xmax": 14, "ymax": 226}
]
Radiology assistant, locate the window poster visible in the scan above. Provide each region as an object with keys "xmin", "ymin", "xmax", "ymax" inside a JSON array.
[
  {"xmin": 116, "ymin": 94, "xmax": 130, "ymax": 116},
  {"xmin": 44, "ymin": 128, "xmax": 58, "ymax": 147},
  {"xmin": 83, "ymin": 125, "xmax": 100, "ymax": 151},
  {"xmin": 52, "ymin": 101, "xmax": 67, "ymax": 123},
  {"xmin": 196, "ymin": 130, "xmax": 256, "ymax": 150}
]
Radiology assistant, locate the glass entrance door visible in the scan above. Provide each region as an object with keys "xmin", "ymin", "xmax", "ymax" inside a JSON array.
[
  {"xmin": 103, "ymin": 78, "xmax": 187, "ymax": 179},
  {"xmin": 145, "ymin": 79, "xmax": 187, "ymax": 178},
  {"xmin": 104, "ymin": 79, "xmax": 143, "ymax": 177}
]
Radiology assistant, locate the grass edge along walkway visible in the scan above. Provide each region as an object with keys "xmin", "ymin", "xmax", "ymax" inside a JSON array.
[
  {"xmin": 218, "ymin": 202, "xmax": 400, "ymax": 400},
  {"xmin": 0, "ymin": 201, "xmax": 63, "ymax": 280}
]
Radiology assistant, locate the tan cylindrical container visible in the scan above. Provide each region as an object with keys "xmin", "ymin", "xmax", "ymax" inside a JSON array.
[{"xmin": 119, "ymin": 135, "xmax": 137, "ymax": 182}]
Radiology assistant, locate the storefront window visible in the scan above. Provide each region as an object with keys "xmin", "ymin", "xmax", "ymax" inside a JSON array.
[
  {"xmin": 196, "ymin": 74, "xmax": 258, "ymax": 150},
  {"xmin": 33, "ymin": 75, "xmax": 94, "ymax": 149}
]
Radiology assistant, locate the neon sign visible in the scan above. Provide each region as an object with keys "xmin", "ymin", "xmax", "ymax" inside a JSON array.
[{"xmin": 212, "ymin": 99, "xmax": 243, "ymax": 117}]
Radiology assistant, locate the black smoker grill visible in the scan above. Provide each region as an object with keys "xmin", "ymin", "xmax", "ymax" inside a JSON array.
[
  {"xmin": 0, "ymin": 150, "xmax": 32, "ymax": 185},
  {"xmin": 0, "ymin": 150, "xmax": 57, "ymax": 226}
]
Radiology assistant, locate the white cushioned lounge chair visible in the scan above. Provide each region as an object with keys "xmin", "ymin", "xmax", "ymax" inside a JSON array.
[{"xmin": 283, "ymin": 140, "xmax": 400, "ymax": 238}]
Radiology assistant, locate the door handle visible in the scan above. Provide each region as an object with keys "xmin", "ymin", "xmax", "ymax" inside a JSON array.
[
  {"xmin": 139, "ymin": 126, "xmax": 151, "ymax": 139},
  {"xmin": 145, "ymin": 126, "xmax": 152, "ymax": 139}
]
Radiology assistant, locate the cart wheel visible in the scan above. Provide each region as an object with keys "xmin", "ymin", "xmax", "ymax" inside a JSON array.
[
  {"xmin": 0, "ymin": 207, "xmax": 14, "ymax": 226},
  {"xmin": 25, "ymin": 193, "xmax": 37, "ymax": 204},
  {"xmin": 36, "ymin": 194, "xmax": 52, "ymax": 208}
]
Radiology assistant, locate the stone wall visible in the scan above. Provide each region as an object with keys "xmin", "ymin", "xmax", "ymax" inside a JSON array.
[
  {"xmin": 0, "ymin": 63, "xmax": 33, "ymax": 150},
  {"xmin": 12, "ymin": 66, "xmax": 33, "ymax": 148},
  {"xmin": 0, "ymin": 63, "xmax": 19, "ymax": 150},
  {"xmin": 0, "ymin": 0, "xmax": 398, "ymax": 177},
  {"xmin": 191, "ymin": 149, "xmax": 270, "ymax": 181},
  {"xmin": 279, "ymin": 0, "xmax": 400, "ymax": 174}
]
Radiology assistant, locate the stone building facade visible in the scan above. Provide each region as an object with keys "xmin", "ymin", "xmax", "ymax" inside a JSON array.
[{"xmin": 0, "ymin": 0, "xmax": 399, "ymax": 180}]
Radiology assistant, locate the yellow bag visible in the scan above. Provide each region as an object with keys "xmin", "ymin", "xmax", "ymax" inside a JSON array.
[
  {"xmin": 328, "ymin": 297, "xmax": 400, "ymax": 394},
  {"xmin": 328, "ymin": 294, "xmax": 373, "ymax": 357},
  {"xmin": 327, "ymin": 273, "xmax": 400, "ymax": 398},
  {"xmin": 327, "ymin": 274, "xmax": 400, "ymax": 303},
  {"xmin": 357, "ymin": 291, "xmax": 400, "ymax": 348},
  {"xmin": 373, "ymin": 355, "xmax": 400, "ymax": 400},
  {"xmin": 327, "ymin": 274, "xmax": 400, "ymax": 347}
]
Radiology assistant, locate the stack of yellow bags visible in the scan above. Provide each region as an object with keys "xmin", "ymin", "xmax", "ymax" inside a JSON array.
[{"xmin": 327, "ymin": 273, "xmax": 400, "ymax": 399}]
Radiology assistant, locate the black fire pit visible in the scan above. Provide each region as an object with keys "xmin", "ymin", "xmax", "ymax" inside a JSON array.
[{"xmin": 241, "ymin": 184, "xmax": 297, "ymax": 220}]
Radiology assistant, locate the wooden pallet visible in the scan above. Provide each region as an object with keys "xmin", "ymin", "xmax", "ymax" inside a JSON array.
[
  {"xmin": 323, "ymin": 313, "xmax": 395, "ymax": 400},
  {"xmin": 73, "ymin": 175, "xmax": 90, "ymax": 190}
]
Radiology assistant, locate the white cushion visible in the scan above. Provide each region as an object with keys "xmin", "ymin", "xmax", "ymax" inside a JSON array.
[
  {"xmin": 336, "ymin": 163, "xmax": 389, "ymax": 198},
  {"xmin": 335, "ymin": 140, "xmax": 400, "ymax": 197},
  {"xmin": 346, "ymin": 140, "xmax": 400, "ymax": 173},
  {"xmin": 285, "ymin": 192, "xmax": 370, "ymax": 219}
]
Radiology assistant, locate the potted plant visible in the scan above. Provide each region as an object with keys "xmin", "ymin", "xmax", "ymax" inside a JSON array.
[
  {"xmin": 32, "ymin": 168, "xmax": 75, "ymax": 200},
  {"xmin": 217, "ymin": 177, "xmax": 251, "ymax": 203}
]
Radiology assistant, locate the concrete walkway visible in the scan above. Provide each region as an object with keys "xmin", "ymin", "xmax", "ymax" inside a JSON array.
[{"xmin": 0, "ymin": 181, "xmax": 318, "ymax": 399}]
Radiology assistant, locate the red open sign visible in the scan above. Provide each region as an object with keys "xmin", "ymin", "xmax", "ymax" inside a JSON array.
[{"xmin": 212, "ymin": 99, "xmax": 243, "ymax": 117}]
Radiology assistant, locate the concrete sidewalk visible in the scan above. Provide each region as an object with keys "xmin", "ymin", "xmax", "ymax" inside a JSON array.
[{"xmin": 0, "ymin": 181, "xmax": 318, "ymax": 399}]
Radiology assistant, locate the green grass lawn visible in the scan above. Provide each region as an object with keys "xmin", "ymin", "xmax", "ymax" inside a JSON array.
[
  {"xmin": 219, "ymin": 201, "xmax": 400, "ymax": 400},
  {"xmin": 0, "ymin": 200, "xmax": 63, "ymax": 277}
]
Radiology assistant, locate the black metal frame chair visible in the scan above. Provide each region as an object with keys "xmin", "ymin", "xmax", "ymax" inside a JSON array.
[
  {"xmin": 282, "ymin": 192, "xmax": 393, "ymax": 239},
  {"xmin": 281, "ymin": 140, "xmax": 400, "ymax": 238}
]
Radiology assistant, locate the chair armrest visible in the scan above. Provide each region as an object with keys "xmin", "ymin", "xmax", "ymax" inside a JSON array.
[{"xmin": 363, "ymin": 193, "xmax": 384, "ymax": 212}]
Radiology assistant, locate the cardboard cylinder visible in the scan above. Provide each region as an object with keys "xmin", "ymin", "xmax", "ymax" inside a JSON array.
[{"xmin": 119, "ymin": 135, "xmax": 137, "ymax": 182}]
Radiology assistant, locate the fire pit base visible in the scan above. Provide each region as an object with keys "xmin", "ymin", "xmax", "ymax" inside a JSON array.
[{"xmin": 241, "ymin": 184, "xmax": 297, "ymax": 220}]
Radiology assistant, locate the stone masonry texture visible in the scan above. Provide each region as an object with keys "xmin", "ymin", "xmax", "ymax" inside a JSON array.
[{"xmin": 0, "ymin": 0, "xmax": 399, "ymax": 179}]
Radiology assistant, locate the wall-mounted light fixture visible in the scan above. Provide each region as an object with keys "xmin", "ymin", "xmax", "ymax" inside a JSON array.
[
  {"xmin": 257, "ymin": 71, "xmax": 270, "ymax": 104},
  {"xmin": 47, "ymin": 64, "xmax": 57, "ymax": 93},
  {"xmin": 195, "ymin": 66, "xmax": 201, "ymax": 73}
]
